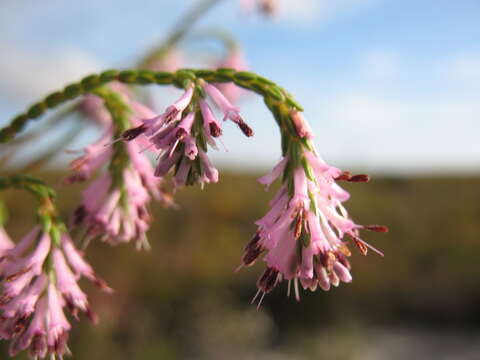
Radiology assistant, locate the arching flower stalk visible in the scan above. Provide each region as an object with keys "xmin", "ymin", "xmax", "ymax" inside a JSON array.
[
  {"xmin": 0, "ymin": 186, "xmax": 110, "ymax": 359},
  {"xmin": 120, "ymin": 79, "xmax": 253, "ymax": 189},
  {"xmin": 68, "ymin": 87, "xmax": 173, "ymax": 250},
  {"xmin": 0, "ymin": 68, "xmax": 387, "ymax": 311},
  {"xmin": 239, "ymin": 110, "xmax": 388, "ymax": 307}
]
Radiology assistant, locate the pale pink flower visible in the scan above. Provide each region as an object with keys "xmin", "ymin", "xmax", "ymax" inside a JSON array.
[
  {"xmin": 70, "ymin": 93, "xmax": 172, "ymax": 248},
  {"xmin": 122, "ymin": 86, "xmax": 221, "ymax": 189},
  {"xmin": 290, "ymin": 110, "xmax": 313, "ymax": 140},
  {"xmin": 46, "ymin": 283, "xmax": 71, "ymax": 356},
  {"xmin": 241, "ymin": 147, "xmax": 387, "ymax": 306},
  {"xmin": 200, "ymin": 99, "xmax": 223, "ymax": 141},
  {"xmin": 1, "ymin": 229, "xmax": 109, "ymax": 358},
  {"xmin": 73, "ymin": 167, "xmax": 155, "ymax": 250},
  {"xmin": 65, "ymin": 127, "xmax": 113, "ymax": 183},
  {"xmin": 202, "ymin": 81, "xmax": 254, "ymax": 137}
]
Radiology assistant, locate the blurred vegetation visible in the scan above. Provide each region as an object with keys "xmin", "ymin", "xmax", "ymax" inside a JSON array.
[{"xmin": 1, "ymin": 172, "xmax": 480, "ymax": 359}]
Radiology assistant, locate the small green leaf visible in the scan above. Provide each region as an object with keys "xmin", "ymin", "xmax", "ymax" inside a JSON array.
[
  {"xmin": 81, "ymin": 74, "xmax": 101, "ymax": 90},
  {"xmin": 154, "ymin": 72, "xmax": 173, "ymax": 84},
  {"xmin": 45, "ymin": 92, "xmax": 65, "ymax": 108},
  {"xmin": 64, "ymin": 83, "xmax": 83, "ymax": 99},
  {"xmin": 118, "ymin": 70, "xmax": 138, "ymax": 83},
  {"xmin": 99, "ymin": 69, "xmax": 120, "ymax": 82},
  {"xmin": 27, "ymin": 102, "xmax": 46, "ymax": 119},
  {"xmin": 234, "ymin": 71, "xmax": 258, "ymax": 81}
]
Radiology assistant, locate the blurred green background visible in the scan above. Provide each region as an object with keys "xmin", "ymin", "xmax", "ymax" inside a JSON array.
[{"xmin": 2, "ymin": 171, "xmax": 480, "ymax": 359}]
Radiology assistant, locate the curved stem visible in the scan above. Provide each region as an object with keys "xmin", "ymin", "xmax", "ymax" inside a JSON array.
[
  {"xmin": 0, "ymin": 68, "xmax": 303, "ymax": 149},
  {"xmin": 0, "ymin": 175, "xmax": 57, "ymax": 226},
  {"xmin": 139, "ymin": 0, "xmax": 225, "ymax": 68}
]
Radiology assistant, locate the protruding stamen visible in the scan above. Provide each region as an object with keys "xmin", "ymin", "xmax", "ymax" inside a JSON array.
[
  {"xmin": 121, "ymin": 124, "xmax": 146, "ymax": 141},
  {"xmin": 209, "ymin": 123, "xmax": 222, "ymax": 137},
  {"xmin": 364, "ymin": 225, "xmax": 389, "ymax": 233},
  {"xmin": 349, "ymin": 174, "xmax": 370, "ymax": 182},
  {"xmin": 237, "ymin": 119, "xmax": 254, "ymax": 137},
  {"xmin": 335, "ymin": 171, "xmax": 352, "ymax": 181}
]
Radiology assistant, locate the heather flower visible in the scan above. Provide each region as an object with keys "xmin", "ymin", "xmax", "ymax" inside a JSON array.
[
  {"xmin": 202, "ymin": 81, "xmax": 253, "ymax": 137},
  {"xmin": 290, "ymin": 110, "xmax": 313, "ymax": 140},
  {"xmin": 0, "ymin": 227, "xmax": 109, "ymax": 359},
  {"xmin": 65, "ymin": 128, "xmax": 113, "ymax": 184},
  {"xmin": 121, "ymin": 82, "xmax": 253, "ymax": 189},
  {"xmin": 215, "ymin": 46, "xmax": 248, "ymax": 103},
  {"xmin": 241, "ymin": 138, "xmax": 386, "ymax": 306},
  {"xmin": 73, "ymin": 156, "xmax": 159, "ymax": 250},
  {"xmin": 69, "ymin": 89, "xmax": 174, "ymax": 249}
]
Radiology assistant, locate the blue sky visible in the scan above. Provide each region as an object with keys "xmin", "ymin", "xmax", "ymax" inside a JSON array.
[{"xmin": 0, "ymin": 0, "xmax": 479, "ymax": 174}]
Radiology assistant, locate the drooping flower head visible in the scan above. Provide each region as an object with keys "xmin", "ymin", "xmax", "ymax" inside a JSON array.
[
  {"xmin": 68, "ymin": 85, "xmax": 176, "ymax": 250},
  {"xmin": 239, "ymin": 111, "xmax": 387, "ymax": 306},
  {"xmin": 0, "ymin": 221, "xmax": 110, "ymax": 359},
  {"xmin": 120, "ymin": 79, "xmax": 253, "ymax": 189}
]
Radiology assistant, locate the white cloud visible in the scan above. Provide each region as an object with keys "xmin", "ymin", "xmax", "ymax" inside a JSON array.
[
  {"xmin": 276, "ymin": 0, "xmax": 373, "ymax": 23},
  {"xmin": 0, "ymin": 43, "xmax": 103, "ymax": 101},
  {"xmin": 439, "ymin": 51, "xmax": 480, "ymax": 84},
  {"xmin": 359, "ymin": 49, "xmax": 400, "ymax": 80},
  {"xmin": 312, "ymin": 88, "xmax": 480, "ymax": 173}
]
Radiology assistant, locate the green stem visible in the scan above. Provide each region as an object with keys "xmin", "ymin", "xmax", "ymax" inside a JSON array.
[
  {"xmin": 0, "ymin": 175, "xmax": 56, "ymax": 201},
  {"xmin": 0, "ymin": 68, "xmax": 304, "ymax": 151},
  {"xmin": 0, "ymin": 175, "xmax": 60, "ymax": 233},
  {"xmin": 139, "ymin": 0, "xmax": 225, "ymax": 68}
]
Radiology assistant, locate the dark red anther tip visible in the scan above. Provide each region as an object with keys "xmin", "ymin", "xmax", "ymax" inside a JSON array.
[
  {"xmin": 209, "ymin": 123, "xmax": 222, "ymax": 137},
  {"xmin": 349, "ymin": 174, "xmax": 370, "ymax": 182},
  {"xmin": 238, "ymin": 120, "xmax": 254, "ymax": 137},
  {"xmin": 335, "ymin": 171, "xmax": 352, "ymax": 181},
  {"xmin": 365, "ymin": 225, "xmax": 389, "ymax": 233},
  {"xmin": 121, "ymin": 124, "xmax": 146, "ymax": 141}
]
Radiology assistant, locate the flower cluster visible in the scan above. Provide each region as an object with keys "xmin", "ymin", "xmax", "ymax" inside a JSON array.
[
  {"xmin": 239, "ymin": 111, "xmax": 387, "ymax": 306},
  {"xmin": 69, "ymin": 89, "xmax": 173, "ymax": 250},
  {"xmin": 0, "ymin": 225, "xmax": 110, "ymax": 358},
  {"xmin": 120, "ymin": 80, "xmax": 253, "ymax": 188}
]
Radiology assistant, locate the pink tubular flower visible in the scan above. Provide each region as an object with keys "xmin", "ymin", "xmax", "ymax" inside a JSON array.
[
  {"xmin": 241, "ymin": 144, "xmax": 387, "ymax": 306},
  {"xmin": 69, "ymin": 91, "xmax": 174, "ymax": 248},
  {"xmin": 290, "ymin": 110, "xmax": 313, "ymax": 140},
  {"xmin": 121, "ymin": 85, "xmax": 223, "ymax": 189},
  {"xmin": 65, "ymin": 128, "xmax": 113, "ymax": 184},
  {"xmin": 1, "ymin": 228, "xmax": 109, "ymax": 359},
  {"xmin": 73, "ymin": 164, "xmax": 157, "ymax": 250},
  {"xmin": 202, "ymin": 81, "xmax": 254, "ymax": 137},
  {"xmin": 215, "ymin": 46, "xmax": 248, "ymax": 104}
]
